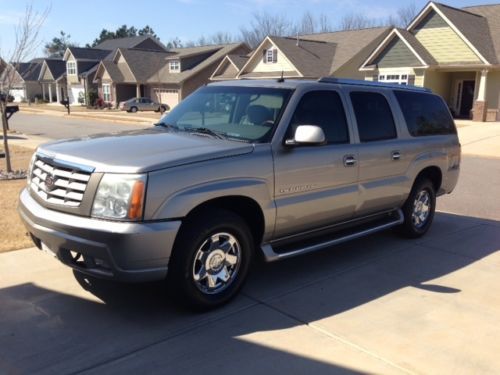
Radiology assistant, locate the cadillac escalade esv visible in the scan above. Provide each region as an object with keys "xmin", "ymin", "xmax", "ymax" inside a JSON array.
[{"xmin": 18, "ymin": 78, "xmax": 460, "ymax": 309}]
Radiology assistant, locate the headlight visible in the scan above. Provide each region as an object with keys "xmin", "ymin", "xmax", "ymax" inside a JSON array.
[
  {"xmin": 92, "ymin": 174, "xmax": 146, "ymax": 221},
  {"xmin": 27, "ymin": 153, "xmax": 37, "ymax": 187}
]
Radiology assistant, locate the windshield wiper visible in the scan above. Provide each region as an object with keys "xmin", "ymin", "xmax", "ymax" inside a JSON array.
[
  {"xmin": 154, "ymin": 122, "xmax": 179, "ymax": 130},
  {"xmin": 188, "ymin": 127, "xmax": 226, "ymax": 140}
]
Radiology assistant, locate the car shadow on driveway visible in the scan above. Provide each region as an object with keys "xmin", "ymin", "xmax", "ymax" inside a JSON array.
[{"xmin": 0, "ymin": 212, "xmax": 498, "ymax": 374}]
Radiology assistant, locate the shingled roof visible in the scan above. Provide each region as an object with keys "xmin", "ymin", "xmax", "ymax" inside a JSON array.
[
  {"xmin": 43, "ymin": 59, "xmax": 66, "ymax": 80},
  {"xmin": 462, "ymin": 4, "xmax": 500, "ymax": 63},
  {"xmin": 95, "ymin": 35, "xmax": 167, "ymax": 52},
  {"xmin": 66, "ymin": 47, "xmax": 112, "ymax": 61},
  {"xmin": 17, "ymin": 61, "xmax": 42, "ymax": 81}
]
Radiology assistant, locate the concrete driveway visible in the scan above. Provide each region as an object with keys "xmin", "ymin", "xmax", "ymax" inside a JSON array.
[{"xmin": 1, "ymin": 123, "xmax": 499, "ymax": 374}]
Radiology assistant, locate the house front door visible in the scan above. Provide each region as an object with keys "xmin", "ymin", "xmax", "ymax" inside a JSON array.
[{"xmin": 460, "ymin": 80, "xmax": 475, "ymax": 117}]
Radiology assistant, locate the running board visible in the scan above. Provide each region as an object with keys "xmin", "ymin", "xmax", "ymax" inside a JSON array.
[{"xmin": 261, "ymin": 209, "xmax": 404, "ymax": 262}]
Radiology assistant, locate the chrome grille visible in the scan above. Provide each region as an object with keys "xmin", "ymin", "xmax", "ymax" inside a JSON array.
[{"xmin": 30, "ymin": 157, "xmax": 92, "ymax": 207}]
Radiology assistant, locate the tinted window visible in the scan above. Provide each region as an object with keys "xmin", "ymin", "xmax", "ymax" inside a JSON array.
[
  {"xmin": 394, "ymin": 91, "xmax": 456, "ymax": 136},
  {"xmin": 290, "ymin": 91, "xmax": 349, "ymax": 144},
  {"xmin": 350, "ymin": 92, "xmax": 397, "ymax": 142}
]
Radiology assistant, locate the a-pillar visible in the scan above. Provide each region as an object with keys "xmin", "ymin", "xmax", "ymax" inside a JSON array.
[
  {"xmin": 136, "ymin": 84, "xmax": 141, "ymax": 98},
  {"xmin": 472, "ymin": 69, "xmax": 488, "ymax": 122}
]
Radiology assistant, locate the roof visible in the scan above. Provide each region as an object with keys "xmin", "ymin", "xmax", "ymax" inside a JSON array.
[
  {"xmin": 115, "ymin": 48, "xmax": 170, "ymax": 82},
  {"xmin": 300, "ymin": 27, "xmax": 392, "ymax": 73},
  {"xmin": 462, "ymin": 4, "xmax": 500, "ymax": 63},
  {"xmin": 67, "ymin": 47, "xmax": 112, "ymax": 61},
  {"xmin": 94, "ymin": 35, "xmax": 167, "ymax": 52},
  {"xmin": 44, "ymin": 59, "xmax": 66, "ymax": 80},
  {"xmin": 227, "ymin": 55, "xmax": 249, "ymax": 69},
  {"xmin": 154, "ymin": 43, "xmax": 248, "ymax": 84},
  {"xmin": 433, "ymin": 2, "xmax": 497, "ymax": 64},
  {"xmin": 269, "ymin": 36, "xmax": 336, "ymax": 77},
  {"xmin": 17, "ymin": 61, "xmax": 42, "ymax": 81}
]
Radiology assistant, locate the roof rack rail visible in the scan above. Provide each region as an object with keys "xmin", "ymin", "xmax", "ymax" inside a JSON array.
[{"xmin": 317, "ymin": 77, "xmax": 431, "ymax": 93}]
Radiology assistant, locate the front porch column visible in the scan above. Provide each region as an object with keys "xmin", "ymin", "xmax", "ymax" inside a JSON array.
[
  {"xmin": 48, "ymin": 84, "xmax": 53, "ymax": 102},
  {"xmin": 42, "ymin": 84, "xmax": 46, "ymax": 101},
  {"xmin": 472, "ymin": 69, "xmax": 488, "ymax": 122},
  {"xmin": 136, "ymin": 84, "xmax": 141, "ymax": 98},
  {"xmin": 56, "ymin": 82, "xmax": 61, "ymax": 103}
]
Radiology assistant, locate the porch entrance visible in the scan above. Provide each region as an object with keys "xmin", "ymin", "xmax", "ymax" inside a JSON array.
[{"xmin": 459, "ymin": 80, "xmax": 475, "ymax": 117}]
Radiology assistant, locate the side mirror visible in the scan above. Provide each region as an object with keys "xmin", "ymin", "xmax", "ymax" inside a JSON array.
[{"xmin": 285, "ymin": 125, "xmax": 326, "ymax": 146}]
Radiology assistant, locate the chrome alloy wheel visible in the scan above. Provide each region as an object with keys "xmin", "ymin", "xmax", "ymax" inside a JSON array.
[
  {"xmin": 412, "ymin": 190, "xmax": 431, "ymax": 228},
  {"xmin": 192, "ymin": 232, "xmax": 241, "ymax": 295}
]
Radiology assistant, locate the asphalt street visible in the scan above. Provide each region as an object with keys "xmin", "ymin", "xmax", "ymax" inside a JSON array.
[{"xmin": 8, "ymin": 113, "xmax": 150, "ymax": 140}]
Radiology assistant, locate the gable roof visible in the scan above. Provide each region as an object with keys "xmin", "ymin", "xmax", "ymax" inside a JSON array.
[
  {"xmin": 407, "ymin": 2, "xmax": 496, "ymax": 65},
  {"xmin": 116, "ymin": 48, "xmax": 170, "ymax": 82},
  {"xmin": 154, "ymin": 43, "xmax": 249, "ymax": 84},
  {"xmin": 361, "ymin": 28, "xmax": 437, "ymax": 69},
  {"xmin": 42, "ymin": 59, "xmax": 66, "ymax": 80},
  {"xmin": 462, "ymin": 4, "xmax": 500, "ymax": 63},
  {"xmin": 17, "ymin": 61, "xmax": 42, "ymax": 81},
  {"xmin": 227, "ymin": 54, "xmax": 249, "ymax": 69},
  {"xmin": 271, "ymin": 36, "xmax": 336, "ymax": 77},
  {"xmin": 210, "ymin": 54, "xmax": 250, "ymax": 80},
  {"xmin": 65, "ymin": 47, "xmax": 112, "ymax": 61},
  {"xmin": 300, "ymin": 27, "xmax": 392, "ymax": 73},
  {"xmin": 94, "ymin": 35, "xmax": 167, "ymax": 52}
]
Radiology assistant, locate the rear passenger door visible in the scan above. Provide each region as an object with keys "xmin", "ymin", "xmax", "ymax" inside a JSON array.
[
  {"xmin": 273, "ymin": 89, "xmax": 359, "ymax": 238},
  {"xmin": 347, "ymin": 90, "xmax": 408, "ymax": 215}
]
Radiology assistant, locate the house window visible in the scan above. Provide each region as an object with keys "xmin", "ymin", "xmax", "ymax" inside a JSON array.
[
  {"xmin": 263, "ymin": 48, "xmax": 278, "ymax": 63},
  {"xmin": 67, "ymin": 61, "xmax": 77, "ymax": 75},
  {"xmin": 169, "ymin": 60, "xmax": 180, "ymax": 73},
  {"xmin": 379, "ymin": 73, "xmax": 409, "ymax": 85},
  {"xmin": 102, "ymin": 84, "xmax": 111, "ymax": 102}
]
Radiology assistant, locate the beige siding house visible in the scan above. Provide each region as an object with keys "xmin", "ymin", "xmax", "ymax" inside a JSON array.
[
  {"xmin": 0, "ymin": 60, "xmax": 43, "ymax": 102},
  {"xmin": 211, "ymin": 28, "xmax": 391, "ymax": 81},
  {"xmin": 94, "ymin": 43, "xmax": 250, "ymax": 109},
  {"xmin": 360, "ymin": 2, "xmax": 500, "ymax": 121}
]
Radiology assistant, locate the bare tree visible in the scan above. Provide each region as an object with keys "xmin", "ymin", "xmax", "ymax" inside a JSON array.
[
  {"xmin": 240, "ymin": 12, "xmax": 292, "ymax": 48},
  {"xmin": 318, "ymin": 13, "xmax": 333, "ymax": 33},
  {"xmin": 298, "ymin": 11, "xmax": 316, "ymax": 35},
  {"xmin": 396, "ymin": 2, "xmax": 418, "ymax": 27},
  {"xmin": 339, "ymin": 13, "xmax": 380, "ymax": 31},
  {"xmin": 0, "ymin": 3, "xmax": 48, "ymax": 174}
]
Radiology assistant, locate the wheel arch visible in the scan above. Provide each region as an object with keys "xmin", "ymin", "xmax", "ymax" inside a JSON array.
[{"xmin": 414, "ymin": 166, "xmax": 443, "ymax": 193}]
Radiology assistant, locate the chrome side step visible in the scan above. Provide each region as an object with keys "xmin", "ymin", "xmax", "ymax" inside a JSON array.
[{"xmin": 261, "ymin": 209, "xmax": 404, "ymax": 262}]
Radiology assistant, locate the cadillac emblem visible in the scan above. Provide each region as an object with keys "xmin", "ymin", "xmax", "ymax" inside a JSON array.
[{"xmin": 45, "ymin": 175, "xmax": 57, "ymax": 191}]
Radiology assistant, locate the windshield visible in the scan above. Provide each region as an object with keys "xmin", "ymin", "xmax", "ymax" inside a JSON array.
[{"xmin": 157, "ymin": 86, "xmax": 293, "ymax": 143}]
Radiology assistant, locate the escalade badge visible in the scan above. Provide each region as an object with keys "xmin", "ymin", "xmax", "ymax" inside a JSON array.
[{"xmin": 45, "ymin": 175, "xmax": 57, "ymax": 191}]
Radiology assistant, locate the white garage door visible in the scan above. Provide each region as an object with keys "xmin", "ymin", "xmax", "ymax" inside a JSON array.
[
  {"xmin": 154, "ymin": 89, "xmax": 179, "ymax": 110},
  {"xmin": 10, "ymin": 89, "xmax": 25, "ymax": 103}
]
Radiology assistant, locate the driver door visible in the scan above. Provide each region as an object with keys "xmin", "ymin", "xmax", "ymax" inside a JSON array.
[{"xmin": 273, "ymin": 90, "xmax": 359, "ymax": 238}]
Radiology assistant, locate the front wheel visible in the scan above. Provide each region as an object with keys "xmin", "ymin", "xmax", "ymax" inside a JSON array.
[
  {"xmin": 398, "ymin": 178, "xmax": 436, "ymax": 238},
  {"xmin": 167, "ymin": 209, "xmax": 253, "ymax": 310}
]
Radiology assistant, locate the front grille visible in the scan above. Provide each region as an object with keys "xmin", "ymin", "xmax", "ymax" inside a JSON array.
[{"xmin": 30, "ymin": 157, "xmax": 92, "ymax": 207}]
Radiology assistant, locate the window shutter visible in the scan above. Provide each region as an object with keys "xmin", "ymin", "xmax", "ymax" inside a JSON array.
[
  {"xmin": 263, "ymin": 49, "xmax": 267, "ymax": 63},
  {"xmin": 272, "ymin": 49, "xmax": 278, "ymax": 63},
  {"xmin": 408, "ymin": 75, "xmax": 415, "ymax": 85}
]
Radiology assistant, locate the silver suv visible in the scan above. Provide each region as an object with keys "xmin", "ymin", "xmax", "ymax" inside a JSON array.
[{"xmin": 19, "ymin": 78, "xmax": 460, "ymax": 309}]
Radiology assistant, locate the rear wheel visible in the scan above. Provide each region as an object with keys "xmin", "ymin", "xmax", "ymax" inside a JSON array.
[
  {"xmin": 168, "ymin": 209, "xmax": 253, "ymax": 310},
  {"xmin": 398, "ymin": 178, "xmax": 436, "ymax": 238},
  {"xmin": 129, "ymin": 106, "xmax": 138, "ymax": 113}
]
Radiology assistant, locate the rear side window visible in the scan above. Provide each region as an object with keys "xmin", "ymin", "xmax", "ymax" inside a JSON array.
[
  {"xmin": 350, "ymin": 92, "xmax": 397, "ymax": 142},
  {"xmin": 394, "ymin": 91, "xmax": 456, "ymax": 136},
  {"xmin": 290, "ymin": 90, "xmax": 349, "ymax": 144}
]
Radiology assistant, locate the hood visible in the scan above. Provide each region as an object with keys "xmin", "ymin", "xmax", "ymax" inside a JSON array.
[{"xmin": 37, "ymin": 128, "xmax": 254, "ymax": 173}]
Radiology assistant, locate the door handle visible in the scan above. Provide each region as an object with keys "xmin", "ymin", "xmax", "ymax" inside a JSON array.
[
  {"xmin": 391, "ymin": 151, "xmax": 401, "ymax": 161},
  {"xmin": 343, "ymin": 155, "xmax": 357, "ymax": 167}
]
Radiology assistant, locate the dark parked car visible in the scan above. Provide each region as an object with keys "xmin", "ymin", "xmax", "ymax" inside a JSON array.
[
  {"xmin": 0, "ymin": 92, "xmax": 15, "ymax": 103},
  {"xmin": 119, "ymin": 97, "xmax": 168, "ymax": 113}
]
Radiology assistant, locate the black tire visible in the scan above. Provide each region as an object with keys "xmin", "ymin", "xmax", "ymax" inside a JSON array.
[
  {"xmin": 167, "ymin": 209, "xmax": 253, "ymax": 310},
  {"xmin": 398, "ymin": 178, "xmax": 436, "ymax": 238},
  {"xmin": 130, "ymin": 106, "xmax": 138, "ymax": 113}
]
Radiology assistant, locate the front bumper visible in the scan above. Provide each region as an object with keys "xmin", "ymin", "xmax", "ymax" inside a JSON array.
[{"xmin": 18, "ymin": 188, "xmax": 182, "ymax": 282}]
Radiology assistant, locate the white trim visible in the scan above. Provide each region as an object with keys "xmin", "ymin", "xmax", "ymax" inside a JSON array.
[
  {"xmin": 67, "ymin": 61, "xmax": 77, "ymax": 75},
  {"xmin": 236, "ymin": 36, "xmax": 303, "ymax": 79},
  {"xmin": 407, "ymin": 2, "xmax": 490, "ymax": 65},
  {"xmin": 169, "ymin": 60, "xmax": 180, "ymax": 73},
  {"xmin": 360, "ymin": 30, "xmax": 397, "ymax": 69},
  {"xmin": 210, "ymin": 56, "xmax": 240, "ymax": 80},
  {"xmin": 102, "ymin": 83, "xmax": 111, "ymax": 102},
  {"xmin": 394, "ymin": 29, "xmax": 428, "ymax": 66}
]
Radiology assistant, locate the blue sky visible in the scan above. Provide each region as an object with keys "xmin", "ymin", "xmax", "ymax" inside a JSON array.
[{"xmin": 0, "ymin": 0, "xmax": 497, "ymax": 58}]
